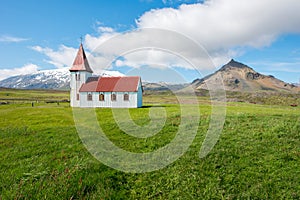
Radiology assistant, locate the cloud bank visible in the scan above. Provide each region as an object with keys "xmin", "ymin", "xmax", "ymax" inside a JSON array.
[
  {"xmin": 33, "ymin": 0, "xmax": 300, "ymax": 72},
  {"xmin": 31, "ymin": 45, "xmax": 77, "ymax": 68},
  {"xmin": 0, "ymin": 64, "xmax": 39, "ymax": 81},
  {"xmin": 0, "ymin": 35, "xmax": 29, "ymax": 43}
]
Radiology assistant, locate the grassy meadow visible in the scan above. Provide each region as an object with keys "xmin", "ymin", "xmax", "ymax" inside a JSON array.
[{"xmin": 0, "ymin": 88, "xmax": 299, "ymax": 199}]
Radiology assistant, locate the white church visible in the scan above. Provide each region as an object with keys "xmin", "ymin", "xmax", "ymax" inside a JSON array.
[{"xmin": 69, "ymin": 44, "xmax": 143, "ymax": 108}]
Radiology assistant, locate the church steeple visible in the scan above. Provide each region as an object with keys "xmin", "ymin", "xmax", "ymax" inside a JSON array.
[
  {"xmin": 69, "ymin": 43, "xmax": 93, "ymax": 73},
  {"xmin": 69, "ymin": 43, "xmax": 93, "ymax": 107}
]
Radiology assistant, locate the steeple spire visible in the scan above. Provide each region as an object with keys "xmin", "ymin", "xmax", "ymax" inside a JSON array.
[{"xmin": 69, "ymin": 43, "xmax": 93, "ymax": 73}]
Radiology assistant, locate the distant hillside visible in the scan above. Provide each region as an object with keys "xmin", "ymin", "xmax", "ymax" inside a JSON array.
[
  {"xmin": 143, "ymin": 82, "xmax": 189, "ymax": 91},
  {"xmin": 0, "ymin": 68, "xmax": 124, "ymax": 90},
  {"xmin": 0, "ymin": 68, "xmax": 70, "ymax": 89},
  {"xmin": 0, "ymin": 67, "xmax": 189, "ymax": 91},
  {"xmin": 1, "ymin": 59, "xmax": 299, "ymax": 93},
  {"xmin": 192, "ymin": 59, "xmax": 300, "ymax": 93}
]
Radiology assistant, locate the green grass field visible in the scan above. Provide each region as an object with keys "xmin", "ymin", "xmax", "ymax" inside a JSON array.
[{"xmin": 0, "ymin": 89, "xmax": 299, "ymax": 199}]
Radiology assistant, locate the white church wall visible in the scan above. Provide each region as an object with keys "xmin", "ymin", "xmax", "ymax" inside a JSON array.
[
  {"xmin": 78, "ymin": 92, "xmax": 139, "ymax": 108},
  {"xmin": 70, "ymin": 71, "xmax": 92, "ymax": 107}
]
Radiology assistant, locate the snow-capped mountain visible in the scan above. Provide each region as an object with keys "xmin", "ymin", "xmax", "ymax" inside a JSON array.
[{"xmin": 0, "ymin": 68, "xmax": 124, "ymax": 89}]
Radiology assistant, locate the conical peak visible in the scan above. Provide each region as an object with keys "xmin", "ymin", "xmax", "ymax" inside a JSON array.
[
  {"xmin": 227, "ymin": 59, "xmax": 249, "ymax": 68},
  {"xmin": 219, "ymin": 59, "xmax": 253, "ymax": 71}
]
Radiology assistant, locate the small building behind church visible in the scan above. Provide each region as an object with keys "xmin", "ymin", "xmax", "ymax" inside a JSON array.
[{"xmin": 69, "ymin": 44, "xmax": 143, "ymax": 108}]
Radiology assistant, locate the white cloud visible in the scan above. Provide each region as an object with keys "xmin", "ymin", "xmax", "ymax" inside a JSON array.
[
  {"xmin": 30, "ymin": 39, "xmax": 117, "ymax": 75},
  {"xmin": 32, "ymin": 0, "xmax": 300, "ymax": 74},
  {"xmin": 31, "ymin": 45, "xmax": 77, "ymax": 68},
  {"xmin": 81, "ymin": 0, "xmax": 300, "ymax": 71},
  {"xmin": 0, "ymin": 64, "xmax": 39, "ymax": 81},
  {"xmin": 136, "ymin": 0, "xmax": 300, "ymax": 64},
  {"xmin": 162, "ymin": 0, "xmax": 201, "ymax": 5},
  {"xmin": 249, "ymin": 61, "xmax": 300, "ymax": 73},
  {"xmin": 0, "ymin": 35, "xmax": 29, "ymax": 43},
  {"xmin": 84, "ymin": 32, "xmax": 118, "ymax": 51},
  {"xmin": 114, "ymin": 48, "xmax": 191, "ymax": 69},
  {"xmin": 85, "ymin": 27, "xmax": 229, "ymax": 71},
  {"xmin": 98, "ymin": 26, "xmax": 115, "ymax": 33}
]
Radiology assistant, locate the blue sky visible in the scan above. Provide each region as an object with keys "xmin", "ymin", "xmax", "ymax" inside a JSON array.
[{"xmin": 1, "ymin": 0, "xmax": 300, "ymax": 84}]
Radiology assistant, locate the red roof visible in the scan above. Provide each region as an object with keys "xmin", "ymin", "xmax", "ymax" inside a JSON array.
[
  {"xmin": 97, "ymin": 76, "xmax": 140, "ymax": 92},
  {"xmin": 79, "ymin": 76, "xmax": 141, "ymax": 92},
  {"xmin": 69, "ymin": 44, "xmax": 93, "ymax": 73},
  {"xmin": 79, "ymin": 77, "xmax": 99, "ymax": 92}
]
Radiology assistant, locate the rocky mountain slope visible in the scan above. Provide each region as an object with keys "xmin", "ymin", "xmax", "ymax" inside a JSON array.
[{"xmin": 192, "ymin": 59, "xmax": 300, "ymax": 93}]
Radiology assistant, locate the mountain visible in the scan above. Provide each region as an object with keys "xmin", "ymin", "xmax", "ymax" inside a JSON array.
[
  {"xmin": 0, "ymin": 68, "xmax": 70, "ymax": 89},
  {"xmin": 143, "ymin": 82, "xmax": 189, "ymax": 91},
  {"xmin": 0, "ymin": 68, "xmax": 124, "ymax": 90},
  {"xmin": 0, "ymin": 67, "xmax": 187, "ymax": 91},
  {"xmin": 1, "ymin": 59, "xmax": 298, "ymax": 93},
  {"xmin": 192, "ymin": 59, "xmax": 300, "ymax": 93}
]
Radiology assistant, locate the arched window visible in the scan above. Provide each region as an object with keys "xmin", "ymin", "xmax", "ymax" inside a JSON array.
[
  {"xmin": 111, "ymin": 93, "xmax": 116, "ymax": 101},
  {"xmin": 99, "ymin": 93, "xmax": 105, "ymax": 101},
  {"xmin": 123, "ymin": 93, "xmax": 129, "ymax": 101},
  {"xmin": 87, "ymin": 93, "xmax": 92, "ymax": 101},
  {"xmin": 75, "ymin": 74, "xmax": 80, "ymax": 81}
]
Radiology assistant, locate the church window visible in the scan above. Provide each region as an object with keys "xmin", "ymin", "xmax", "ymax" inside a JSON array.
[
  {"xmin": 99, "ymin": 93, "xmax": 105, "ymax": 101},
  {"xmin": 87, "ymin": 93, "xmax": 93, "ymax": 101},
  {"xmin": 124, "ymin": 93, "xmax": 129, "ymax": 101},
  {"xmin": 111, "ymin": 93, "xmax": 116, "ymax": 101},
  {"xmin": 75, "ymin": 74, "xmax": 80, "ymax": 81}
]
